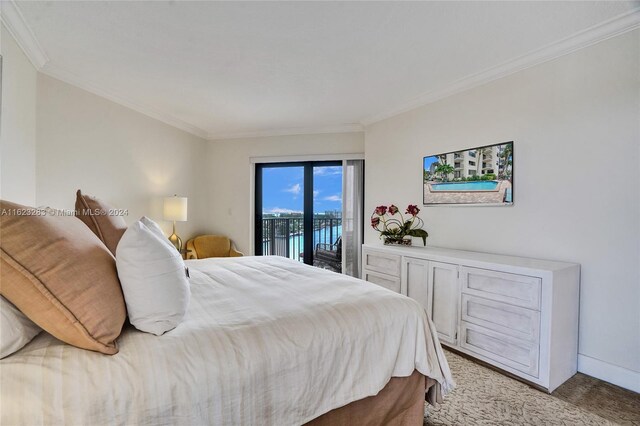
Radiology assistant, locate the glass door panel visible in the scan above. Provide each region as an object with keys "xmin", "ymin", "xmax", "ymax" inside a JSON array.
[
  {"xmin": 257, "ymin": 165, "xmax": 305, "ymax": 261},
  {"xmin": 312, "ymin": 165, "xmax": 343, "ymax": 273}
]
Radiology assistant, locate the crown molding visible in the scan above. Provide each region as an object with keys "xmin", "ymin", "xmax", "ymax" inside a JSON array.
[
  {"xmin": 2, "ymin": 0, "xmax": 208, "ymax": 139},
  {"xmin": 207, "ymin": 124, "xmax": 364, "ymax": 141},
  {"xmin": 0, "ymin": 0, "xmax": 49, "ymax": 68},
  {"xmin": 40, "ymin": 63, "xmax": 209, "ymax": 139},
  {"xmin": 361, "ymin": 8, "xmax": 640, "ymax": 126}
]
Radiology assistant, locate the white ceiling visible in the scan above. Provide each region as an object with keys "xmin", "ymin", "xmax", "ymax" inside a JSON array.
[{"xmin": 9, "ymin": 1, "xmax": 640, "ymax": 139}]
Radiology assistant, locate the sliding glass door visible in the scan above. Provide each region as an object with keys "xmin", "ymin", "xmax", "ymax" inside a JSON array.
[{"xmin": 255, "ymin": 161, "xmax": 343, "ymax": 272}]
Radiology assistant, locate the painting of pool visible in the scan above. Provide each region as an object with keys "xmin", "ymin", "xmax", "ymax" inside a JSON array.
[
  {"xmin": 423, "ymin": 141, "xmax": 513, "ymax": 206},
  {"xmin": 431, "ymin": 181, "xmax": 499, "ymax": 191}
]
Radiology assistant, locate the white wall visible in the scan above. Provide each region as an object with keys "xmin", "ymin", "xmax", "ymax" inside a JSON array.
[
  {"xmin": 36, "ymin": 74, "xmax": 209, "ymax": 240},
  {"xmin": 206, "ymin": 133, "xmax": 364, "ymax": 253},
  {"xmin": 364, "ymin": 30, "xmax": 640, "ymax": 383},
  {"xmin": 0, "ymin": 26, "xmax": 37, "ymax": 205}
]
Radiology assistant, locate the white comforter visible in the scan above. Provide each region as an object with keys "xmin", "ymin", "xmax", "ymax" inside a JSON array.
[{"xmin": 1, "ymin": 256, "xmax": 454, "ymax": 426}]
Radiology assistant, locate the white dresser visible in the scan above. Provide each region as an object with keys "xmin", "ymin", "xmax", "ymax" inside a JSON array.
[{"xmin": 362, "ymin": 244, "xmax": 580, "ymax": 392}]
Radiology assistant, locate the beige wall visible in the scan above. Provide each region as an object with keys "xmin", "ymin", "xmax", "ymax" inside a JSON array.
[
  {"xmin": 0, "ymin": 26, "xmax": 37, "ymax": 205},
  {"xmin": 206, "ymin": 133, "xmax": 364, "ymax": 253},
  {"xmin": 365, "ymin": 30, "xmax": 640, "ymax": 377},
  {"xmin": 36, "ymin": 74, "xmax": 209, "ymax": 240}
]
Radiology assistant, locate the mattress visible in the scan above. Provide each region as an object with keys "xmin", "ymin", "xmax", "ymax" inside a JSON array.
[{"xmin": 0, "ymin": 256, "xmax": 453, "ymax": 425}]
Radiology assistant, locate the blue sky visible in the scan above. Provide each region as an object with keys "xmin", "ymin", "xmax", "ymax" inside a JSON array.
[
  {"xmin": 423, "ymin": 156, "xmax": 439, "ymax": 172},
  {"xmin": 262, "ymin": 166, "xmax": 342, "ymax": 214}
]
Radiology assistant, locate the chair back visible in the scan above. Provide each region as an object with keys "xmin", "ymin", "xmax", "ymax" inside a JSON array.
[{"xmin": 187, "ymin": 235, "xmax": 243, "ymax": 259}]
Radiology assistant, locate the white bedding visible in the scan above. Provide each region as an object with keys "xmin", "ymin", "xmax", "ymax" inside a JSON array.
[{"xmin": 0, "ymin": 256, "xmax": 454, "ymax": 426}]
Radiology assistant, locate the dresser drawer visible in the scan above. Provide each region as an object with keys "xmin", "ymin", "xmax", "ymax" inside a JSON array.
[
  {"xmin": 363, "ymin": 270, "xmax": 401, "ymax": 293},
  {"xmin": 461, "ymin": 267, "xmax": 541, "ymax": 310},
  {"xmin": 363, "ymin": 250, "xmax": 401, "ymax": 277},
  {"xmin": 460, "ymin": 321, "xmax": 539, "ymax": 378},
  {"xmin": 462, "ymin": 294, "xmax": 540, "ymax": 342}
]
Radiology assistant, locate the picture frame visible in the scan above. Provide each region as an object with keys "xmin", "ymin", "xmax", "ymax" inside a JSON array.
[{"xmin": 423, "ymin": 141, "xmax": 513, "ymax": 206}]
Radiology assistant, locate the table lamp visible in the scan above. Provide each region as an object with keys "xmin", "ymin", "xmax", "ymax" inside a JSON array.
[{"xmin": 163, "ymin": 195, "xmax": 188, "ymax": 251}]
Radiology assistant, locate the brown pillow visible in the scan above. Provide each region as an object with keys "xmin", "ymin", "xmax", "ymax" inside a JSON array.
[
  {"xmin": 0, "ymin": 200, "xmax": 126, "ymax": 355},
  {"xmin": 75, "ymin": 189, "xmax": 127, "ymax": 255}
]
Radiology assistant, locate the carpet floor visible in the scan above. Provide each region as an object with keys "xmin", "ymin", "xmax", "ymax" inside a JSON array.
[{"xmin": 424, "ymin": 351, "xmax": 640, "ymax": 425}]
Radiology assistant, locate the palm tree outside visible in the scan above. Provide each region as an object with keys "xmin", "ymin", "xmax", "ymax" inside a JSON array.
[{"xmin": 434, "ymin": 163, "xmax": 455, "ymax": 182}]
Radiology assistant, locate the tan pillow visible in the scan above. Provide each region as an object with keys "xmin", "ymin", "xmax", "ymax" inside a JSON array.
[
  {"xmin": 0, "ymin": 200, "xmax": 126, "ymax": 355},
  {"xmin": 75, "ymin": 189, "xmax": 127, "ymax": 255}
]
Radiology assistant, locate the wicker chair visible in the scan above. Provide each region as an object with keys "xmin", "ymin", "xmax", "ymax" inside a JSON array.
[{"xmin": 185, "ymin": 235, "xmax": 243, "ymax": 259}]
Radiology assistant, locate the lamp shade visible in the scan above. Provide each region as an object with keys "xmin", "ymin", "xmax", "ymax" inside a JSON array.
[{"xmin": 163, "ymin": 196, "xmax": 188, "ymax": 222}]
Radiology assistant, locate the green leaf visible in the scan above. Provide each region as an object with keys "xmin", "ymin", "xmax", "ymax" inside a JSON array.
[{"xmin": 407, "ymin": 229, "xmax": 429, "ymax": 246}]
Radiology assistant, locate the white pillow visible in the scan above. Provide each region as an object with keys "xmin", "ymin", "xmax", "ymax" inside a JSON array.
[
  {"xmin": 1, "ymin": 296, "xmax": 41, "ymax": 358},
  {"xmin": 140, "ymin": 216, "xmax": 173, "ymax": 248},
  {"xmin": 116, "ymin": 219, "xmax": 190, "ymax": 335}
]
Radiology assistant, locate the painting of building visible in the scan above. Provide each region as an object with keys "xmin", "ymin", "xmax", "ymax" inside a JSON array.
[{"xmin": 423, "ymin": 142, "xmax": 513, "ymax": 205}]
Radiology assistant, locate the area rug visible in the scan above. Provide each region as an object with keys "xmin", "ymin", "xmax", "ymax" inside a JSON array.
[{"xmin": 424, "ymin": 351, "xmax": 619, "ymax": 425}]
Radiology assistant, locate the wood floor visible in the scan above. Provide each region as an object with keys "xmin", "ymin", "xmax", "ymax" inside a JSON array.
[{"xmin": 553, "ymin": 372, "xmax": 640, "ymax": 425}]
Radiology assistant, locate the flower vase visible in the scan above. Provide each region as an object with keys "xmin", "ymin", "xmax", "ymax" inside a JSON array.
[{"xmin": 383, "ymin": 236, "xmax": 412, "ymax": 246}]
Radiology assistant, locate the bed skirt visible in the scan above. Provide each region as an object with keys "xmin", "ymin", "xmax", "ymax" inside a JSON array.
[{"xmin": 306, "ymin": 370, "xmax": 428, "ymax": 426}]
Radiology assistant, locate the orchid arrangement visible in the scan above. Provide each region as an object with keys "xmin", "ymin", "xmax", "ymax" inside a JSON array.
[{"xmin": 371, "ymin": 204, "xmax": 428, "ymax": 246}]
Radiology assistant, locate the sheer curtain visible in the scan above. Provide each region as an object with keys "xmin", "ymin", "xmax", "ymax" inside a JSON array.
[{"xmin": 342, "ymin": 159, "xmax": 364, "ymax": 278}]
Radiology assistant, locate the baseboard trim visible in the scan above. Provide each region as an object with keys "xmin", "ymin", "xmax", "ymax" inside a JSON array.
[{"xmin": 578, "ymin": 354, "xmax": 640, "ymax": 393}]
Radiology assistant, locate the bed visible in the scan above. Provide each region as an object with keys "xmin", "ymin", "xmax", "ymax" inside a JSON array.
[{"xmin": 0, "ymin": 255, "xmax": 454, "ymax": 425}]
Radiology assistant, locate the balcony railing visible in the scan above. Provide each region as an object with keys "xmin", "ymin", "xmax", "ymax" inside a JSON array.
[{"xmin": 261, "ymin": 217, "xmax": 342, "ymax": 264}]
